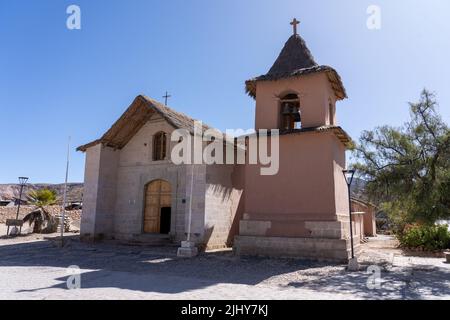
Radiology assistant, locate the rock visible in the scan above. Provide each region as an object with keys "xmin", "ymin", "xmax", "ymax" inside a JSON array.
[
  {"xmin": 177, "ymin": 241, "xmax": 198, "ymax": 258},
  {"xmin": 56, "ymin": 215, "xmax": 72, "ymax": 232},
  {"xmin": 8, "ymin": 226, "xmax": 19, "ymax": 236}
]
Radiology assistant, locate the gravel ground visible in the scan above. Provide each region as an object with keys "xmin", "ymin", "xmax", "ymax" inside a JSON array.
[{"xmin": 0, "ymin": 234, "xmax": 449, "ymax": 300}]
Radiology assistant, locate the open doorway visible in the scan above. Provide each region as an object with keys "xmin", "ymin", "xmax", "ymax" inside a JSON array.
[
  {"xmin": 143, "ymin": 179, "xmax": 171, "ymax": 234},
  {"xmin": 160, "ymin": 207, "xmax": 171, "ymax": 234}
]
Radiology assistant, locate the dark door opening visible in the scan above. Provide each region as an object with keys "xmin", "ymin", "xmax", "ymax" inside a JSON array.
[{"xmin": 160, "ymin": 207, "xmax": 171, "ymax": 234}]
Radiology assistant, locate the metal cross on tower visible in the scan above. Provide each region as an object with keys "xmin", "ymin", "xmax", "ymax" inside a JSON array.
[{"xmin": 290, "ymin": 18, "xmax": 300, "ymax": 35}]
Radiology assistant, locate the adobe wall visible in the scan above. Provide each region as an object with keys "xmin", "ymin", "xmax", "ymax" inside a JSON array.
[
  {"xmin": 351, "ymin": 200, "xmax": 377, "ymax": 237},
  {"xmin": 244, "ymin": 132, "xmax": 342, "ymax": 220},
  {"xmin": 254, "ymin": 73, "xmax": 337, "ymax": 130},
  {"xmin": 332, "ymin": 135, "xmax": 350, "ymax": 221}
]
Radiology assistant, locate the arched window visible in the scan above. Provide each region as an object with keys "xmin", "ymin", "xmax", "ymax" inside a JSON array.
[
  {"xmin": 153, "ymin": 132, "xmax": 167, "ymax": 161},
  {"xmin": 280, "ymin": 93, "xmax": 301, "ymax": 130}
]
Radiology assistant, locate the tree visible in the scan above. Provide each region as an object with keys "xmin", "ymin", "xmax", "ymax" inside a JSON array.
[
  {"xmin": 23, "ymin": 189, "xmax": 59, "ymax": 233},
  {"xmin": 353, "ymin": 89, "xmax": 450, "ymax": 229},
  {"xmin": 27, "ymin": 189, "xmax": 57, "ymax": 207}
]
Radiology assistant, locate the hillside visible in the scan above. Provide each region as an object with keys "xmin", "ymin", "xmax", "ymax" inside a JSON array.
[
  {"xmin": 0, "ymin": 179, "xmax": 369, "ymax": 205},
  {"xmin": 0, "ymin": 183, "xmax": 83, "ymax": 203}
]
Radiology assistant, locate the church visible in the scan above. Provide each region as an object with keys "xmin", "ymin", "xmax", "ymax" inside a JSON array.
[{"xmin": 77, "ymin": 20, "xmax": 362, "ymax": 261}]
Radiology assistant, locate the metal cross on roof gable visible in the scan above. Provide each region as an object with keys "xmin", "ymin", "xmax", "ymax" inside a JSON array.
[
  {"xmin": 290, "ymin": 18, "xmax": 300, "ymax": 35},
  {"xmin": 163, "ymin": 91, "xmax": 171, "ymax": 106}
]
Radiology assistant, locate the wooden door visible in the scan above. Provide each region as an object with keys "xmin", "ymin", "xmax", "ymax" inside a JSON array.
[{"xmin": 143, "ymin": 180, "xmax": 171, "ymax": 233}]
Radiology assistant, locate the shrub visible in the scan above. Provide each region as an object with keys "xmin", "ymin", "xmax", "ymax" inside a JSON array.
[
  {"xmin": 399, "ymin": 224, "xmax": 450, "ymax": 251},
  {"xmin": 27, "ymin": 189, "xmax": 57, "ymax": 207},
  {"xmin": 23, "ymin": 189, "xmax": 58, "ymax": 234}
]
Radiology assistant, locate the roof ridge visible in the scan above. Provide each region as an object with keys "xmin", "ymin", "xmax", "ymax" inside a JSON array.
[{"xmin": 138, "ymin": 95, "xmax": 214, "ymax": 132}]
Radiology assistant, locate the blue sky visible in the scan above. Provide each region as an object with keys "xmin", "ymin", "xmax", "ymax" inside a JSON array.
[{"xmin": 1, "ymin": 0, "xmax": 449, "ymax": 183}]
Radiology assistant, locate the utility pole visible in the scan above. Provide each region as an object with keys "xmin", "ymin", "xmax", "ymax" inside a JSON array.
[{"xmin": 60, "ymin": 137, "xmax": 70, "ymax": 247}]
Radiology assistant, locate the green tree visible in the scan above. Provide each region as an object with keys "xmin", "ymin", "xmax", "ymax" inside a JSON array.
[{"xmin": 353, "ymin": 89, "xmax": 450, "ymax": 229}]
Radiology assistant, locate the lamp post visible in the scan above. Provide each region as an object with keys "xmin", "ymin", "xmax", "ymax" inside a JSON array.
[
  {"xmin": 342, "ymin": 169, "xmax": 355, "ymax": 259},
  {"xmin": 15, "ymin": 177, "xmax": 29, "ymax": 221}
]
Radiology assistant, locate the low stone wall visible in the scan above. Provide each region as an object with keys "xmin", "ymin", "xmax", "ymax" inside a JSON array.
[
  {"xmin": 234, "ymin": 235, "xmax": 359, "ymax": 262},
  {"xmin": 0, "ymin": 205, "xmax": 81, "ymax": 224}
]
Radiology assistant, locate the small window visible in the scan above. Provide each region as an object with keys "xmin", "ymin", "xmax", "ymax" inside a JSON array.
[
  {"xmin": 153, "ymin": 132, "xmax": 167, "ymax": 161},
  {"xmin": 280, "ymin": 94, "xmax": 301, "ymax": 130},
  {"xmin": 328, "ymin": 101, "xmax": 335, "ymax": 125}
]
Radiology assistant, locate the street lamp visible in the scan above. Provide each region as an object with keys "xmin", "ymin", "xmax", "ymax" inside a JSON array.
[
  {"xmin": 15, "ymin": 177, "xmax": 29, "ymax": 221},
  {"xmin": 342, "ymin": 169, "xmax": 355, "ymax": 259}
]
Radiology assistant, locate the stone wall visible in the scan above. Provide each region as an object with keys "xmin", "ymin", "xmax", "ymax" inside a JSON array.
[
  {"xmin": 80, "ymin": 144, "xmax": 119, "ymax": 240},
  {"xmin": 0, "ymin": 205, "xmax": 81, "ymax": 224},
  {"xmin": 80, "ymin": 114, "xmax": 214, "ymax": 244},
  {"xmin": 111, "ymin": 115, "xmax": 192, "ymax": 242},
  {"xmin": 234, "ymin": 235, "xmax": 358, "ymax": 262}
]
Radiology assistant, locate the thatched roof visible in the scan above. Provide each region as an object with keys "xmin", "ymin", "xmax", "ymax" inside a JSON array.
[
  {"xmin": 279, "ymin": 125, "xmax": 353, "ymax": 148},
  {"xmin": 240, "ymin": 125, "xmax": 353, "ymax": 148},
  {"xmin": 245, "ymin": 34, "xmax": 347, "ymax": 100},
  {"xmin": 268, "ymin": 34, "xmax": 318, "ymax": 75},
  {"xmin": 77, "ymin": 95, "xmax": 213, "ymax": 152}
]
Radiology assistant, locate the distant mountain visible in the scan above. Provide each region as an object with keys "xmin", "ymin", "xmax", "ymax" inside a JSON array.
[
  {"xmin": 350, "ymin": 177, "xmax": 369, "ymax": 202},
  {"xmin": 0, "ymin": 179, "xmax": 369, "ymax": 205},
  {"xmin": 0, "ymin": 183, "xmax": 83, "ymax": 203}
]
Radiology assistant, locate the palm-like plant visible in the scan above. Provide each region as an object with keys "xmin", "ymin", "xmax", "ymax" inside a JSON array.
[{"xmin": 23, "ymin": 189, "xmax": 59, "ymax": 233}]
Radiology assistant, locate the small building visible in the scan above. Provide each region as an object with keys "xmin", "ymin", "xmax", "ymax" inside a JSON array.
[
  {"xmin": 0, "ymin": 200, "xmax": 13, "ymax": 207},
  {"xmin": 351, "ymin": 198, "xmax": 377, "ymax": 239},
  {"xmin": 4, "ymin": 198, "xmax": 28, "ymax": 207}
]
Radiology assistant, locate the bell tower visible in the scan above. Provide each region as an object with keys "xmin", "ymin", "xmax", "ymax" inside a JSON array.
[
  {"xmin": 235, "ymin": 20, "xmax": 356, "ymax": 262},
  {"xmin": 245, "ymin": 19, "xmax": 347, "ymax": 131}
]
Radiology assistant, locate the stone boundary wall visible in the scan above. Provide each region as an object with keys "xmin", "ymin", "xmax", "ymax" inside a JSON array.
[
  {"xmin": 0, "ymin": 205, "xmax": 81, "ymax": 224},
  {"xmin": 234, "ymin": 235, "xmax": 360, "ymax": 262}
]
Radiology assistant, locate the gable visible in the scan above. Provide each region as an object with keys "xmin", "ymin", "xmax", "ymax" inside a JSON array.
[
  {"xmin": 77, "ymin": 95, "xmax": 212, "ymax": 152},
  {"xmin": 118, "ymin": 113, "xmax": 174, "ymax": 166}
]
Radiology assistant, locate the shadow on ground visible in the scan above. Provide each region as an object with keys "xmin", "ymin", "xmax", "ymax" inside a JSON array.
[
  {"xmin": 1, "ymin": 236, "xmax": 449, "ymax": 299},
  {"xmin": 0, "ymin": 236, "xmax": 329, "ymax": 295}
]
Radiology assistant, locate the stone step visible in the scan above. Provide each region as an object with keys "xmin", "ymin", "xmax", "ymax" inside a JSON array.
[
  {"xmin": 234, "ymin": 235, "xmax": 357, "ymax": 262},
  {"xmin": 127, "ymin": 234, "xmax": 175, "ymax": 246}
]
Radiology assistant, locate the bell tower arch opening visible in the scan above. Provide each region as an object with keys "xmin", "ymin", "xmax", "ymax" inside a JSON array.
[{"xmin": 280, "ymin": 93, "xmax": 301, "ymax": 130}]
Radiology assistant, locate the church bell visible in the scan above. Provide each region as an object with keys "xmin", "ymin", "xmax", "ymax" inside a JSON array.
[{"xmin": 282, "ymin": 103, "xmax": 301, "ymax": 122}]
